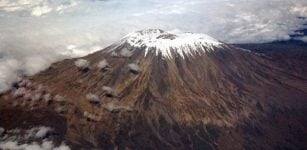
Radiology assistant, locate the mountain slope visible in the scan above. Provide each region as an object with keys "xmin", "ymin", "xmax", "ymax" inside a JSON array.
[
  {"xmin": 236, "ymin": 40, "xmax": 307, "ymax": 78},
  {"xmin": 1, "ymin": 29, "xmax": 307, "ymax": 149}
]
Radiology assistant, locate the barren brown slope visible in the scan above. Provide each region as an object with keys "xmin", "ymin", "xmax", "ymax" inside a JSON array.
[{"xmin": 1, "ymin": 37, "xmax": 307, "ymax": 149}]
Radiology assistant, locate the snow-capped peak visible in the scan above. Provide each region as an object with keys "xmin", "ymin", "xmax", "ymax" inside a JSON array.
[{"xmin": 122, "ymin": 29, "xmax": 222, "ymax": 58}]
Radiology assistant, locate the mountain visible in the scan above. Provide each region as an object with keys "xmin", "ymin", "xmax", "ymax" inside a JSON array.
[
  {"xmin": 236, "ymin": 40, "xmax": 307, "ymax": 78},
  {"xmin": 0, "ymin": 29, "xmax": 307, "ymax": 149}
]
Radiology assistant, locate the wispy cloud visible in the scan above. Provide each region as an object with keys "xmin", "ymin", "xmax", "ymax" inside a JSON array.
[{"xmin": 0, "ymin": 0, "xmax": 78, "ymax": 16}]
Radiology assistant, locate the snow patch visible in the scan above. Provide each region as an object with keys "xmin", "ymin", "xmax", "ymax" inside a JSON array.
[
  {"xmin": 120, "ymin": 48, "xmax": 133, "ymax": 57},
  {"xmin": 123, "ymin": 29, "xmax": 222, "ymax": 58}
]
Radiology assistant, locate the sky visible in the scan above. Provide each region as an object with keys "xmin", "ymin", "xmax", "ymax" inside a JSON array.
[{"xmin": 0, "ymin": 0, "xmax": 307, "ymax": 92}]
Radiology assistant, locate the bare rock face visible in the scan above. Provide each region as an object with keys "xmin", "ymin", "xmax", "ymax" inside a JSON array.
[{"xmin": 1, "ymin": 29, "xmax": 307, "ymax": 149}]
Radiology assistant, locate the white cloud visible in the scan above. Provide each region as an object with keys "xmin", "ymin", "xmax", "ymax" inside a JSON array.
[
  {"xmin": 62, "ymin": 44, "xmax": 101, "ymax": 57},
  {"xmin": 0, "ymin": 59, "xmax": 21, "ymax": 92},
  {"xmin": 83, "ymin": 111, "xmax": 101, "ymax": 121},
  {"xmin": 296, "ymin": 36, "xmax": 307, "ymax": 42},
  {"xmin": 26, "ymin": 126, "xmax": 53, "ymax": 139},
  {"xmin": 291, "ymin": 6, "xmax": 307, "ymax": 17},
  {"xmin": 0, "ymin": 0, "xmax": 78, "ymax": 16},
  {"xmin": 97, "ymin": 59, "xmax": 109, "ymax": 70},
  {"xmin": 128, "ymin": 63, "xmax": 140, "ymax": 73},
  {"xmin": 0, "ymin": 141, "xmax": 70, "ymax": 150},
  {"xmin": 0, "ymin": 126, "xmax": 70, "ymax": 150},
  {"xmin": 102, "ymin": 86, "xmax": 114, "ymax": 97},
  {"xmin": 13, "ymin": 87, "xmax": 27, "ymax": 97},
  {"xmin": 31, "ymin": 5, "xmax": 52, "ymax": 16},
  {"xmin": 53, "ymin": 144, "xmax": 71, "ymax": 150},
  {"xmin": 86, "ymin": 93, "xmax": 100, "ymax": 103},
  {"xmin": 74, "ymin": 59, "xmax": 90, "ymax": 70},
  {"xmin": 35, "ymin": 127, "xmax": 52, "ymax": 138},
  {"xmin": 54, "ymin": 94, "xmax": 65, "ymax": 102},
  {"xmin": 56, "ymin": 0, "xmax": 78, "ymax": 14}
]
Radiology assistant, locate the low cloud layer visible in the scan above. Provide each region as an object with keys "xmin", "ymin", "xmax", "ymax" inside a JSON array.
[
  {"xmin": 0, "ymin": 0, "xmax": 306, "ymax": 92},
  {"xmin": 0, "ymin": 126, "xmax": 70, "ymax": 150}
]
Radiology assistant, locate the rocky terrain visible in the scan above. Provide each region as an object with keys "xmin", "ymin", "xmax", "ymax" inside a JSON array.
[{"xmin": 0, "ymin": 29, "xmax": 306, "ymax": 150}]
